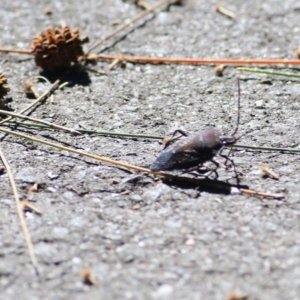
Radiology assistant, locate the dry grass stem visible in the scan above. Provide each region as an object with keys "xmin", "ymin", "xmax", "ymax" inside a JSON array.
[
  {"xmin": 0, "ymin": 109, "xmax": 81, "ymax": 135},
  {"xmin": 260, "ymin": 164, "xmax": 280, "ymax": 180},
  {"xmin": 0, "ymin": 147, "xmax": 39, "ymax": 274},
  {"xmin": 87, "ymin": 0, "xmax": 173, "ymax": 53},
  {"xmin": 214, "ymin": 4, "xmax": 236, "ymax": 19},
  {"xmin": 58, "ymin": 82, "xmax": 69, "ymax": 89},
  {"xmin": 0, "ymin": 79, "xmax": 60, "ymax": 125}
]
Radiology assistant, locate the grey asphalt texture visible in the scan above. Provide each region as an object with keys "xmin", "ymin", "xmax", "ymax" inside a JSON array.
[{"xmin": 0, "ymin": 0, "xmax": 300, "ymax": 299}]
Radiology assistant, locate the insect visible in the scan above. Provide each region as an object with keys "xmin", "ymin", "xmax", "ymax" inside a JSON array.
[{"xmin": 150, "ymin": 79, "xmax": 243, "ymax": 179}]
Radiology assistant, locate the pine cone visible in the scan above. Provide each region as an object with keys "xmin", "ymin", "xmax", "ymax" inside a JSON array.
[
  {"xmin": 31, "ymin": 26, "xmax": 89, "ymax": 73},
  {"xmin": 0, "ymin": 73, "xmax": 10, "ymax": 112},
  {"xmin": 0, "ymin": 73, "xmax": 9, "ymax": 99}
]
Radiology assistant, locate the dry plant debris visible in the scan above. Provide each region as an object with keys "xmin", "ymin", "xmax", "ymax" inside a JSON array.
[
  {"xmin": 296, "ymin": 46, "xmax": 300, "ymax": 59},
  {"xmin": 80, "ymin": 268, "xmax": 98, "ymax": 285},
  {"xmin": 0, "ymin": 73, "xmax": 9, "ymax": 107},
  {"xmin": 23, "ymin": 80, "xmax": 37, "ymax": 98},
  {"xmin": 43, "ymin": 7, "xmax": 53, "ymax": 15},
  {"xmin": 225, "ymin": 291, "xmax": 248, "ymax": 300},
  {"xmin": 214, "ymin": 64, "xmax": 225, "ymax": 76},
  {"xmin": 31, "ymin": 26, "xmax": 89, "ymax": 72},
  {"xmin": 260, "ymin": 164, "xmax": 280, "ymax": 180},
  {"xmin": 0, "ymin": 73, "xmax": 10, "ymax": 114},
  {"xmin": 214, "ymin": 3, "xmax": 236, "ymax": 19},
  {"xmin": 28, "ymin": 183, "xmax": 39, "ymax": 193},
  {"xmin": 0, "ymin": 73, "xmax": 10, "ymax": 99},
  {"xmin": 21, "ymin": 199, "xmax": 42, "ymax": 216}
]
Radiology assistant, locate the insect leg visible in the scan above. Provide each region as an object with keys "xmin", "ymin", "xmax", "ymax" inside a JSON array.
[
  {"xmin": 163, "ymin": 129, "xmax": 189, "ymax": 149},
  {"xmin": 206, "ymin": 159, "xmax": 220, "ymax": 179},
  {"xmin": 219, "ymin": 153, "xmax": 240, "ymax": 185},
  {"xmin": 220, "ymin": 147, "xmax": 233, "ymax": 167},
  {"xmin": 171, "ymin": 129, "xmax": 189, "ymax": 137}
]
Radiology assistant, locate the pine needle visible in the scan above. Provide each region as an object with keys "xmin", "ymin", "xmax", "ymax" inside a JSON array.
[
  {"xmin": 0, "ymin": 127, "xmax": 284, "ymax": 199},
  {"xmin": 0, "ymin": 147, "xmax": 39, "ymax": 275}
]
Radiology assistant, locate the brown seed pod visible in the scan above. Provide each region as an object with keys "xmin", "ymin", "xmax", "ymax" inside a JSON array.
[{"xmin": 31, "ymin": 26, "xmax": 89, "ymax": 73}]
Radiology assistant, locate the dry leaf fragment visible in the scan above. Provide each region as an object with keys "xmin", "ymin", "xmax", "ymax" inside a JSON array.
[
  {"xmin": 28, "ymin": 183, "xmax": 39, "ymax": 193},
  {"xmin": 44, "ymin": 7, "xmax": 53, "ymax": 15},
  {"xmin": 80, "ymin": 268, "xmax": 98, "ymax": 285},
  {"xmin": 260, "ymin": 164, "xmax": 279, "ymax": 180},
  {"xmin": 31, "ymin": 26, "xmax": 89, "ymax": 72},
  {"xmin": 23, "ymin": 80, "xmax": 38, "ymax": 98},
  {"xmin": 23, "ymin": 80, "xmax": 33, "ymax": 95},
  {"xmin": 214, "ymin": 64, "xmax": 225, "ymax": 76},
  {"xmin": 296, "ymin": 47, "xmax": 300, "ymax": 59},
  {"xmin": 226, "ymin": 291, "xmax": 248, "ymax": 300},
  {"xmin": 132, "ymin": 204, "xmax": 141, "ymax": 210}
]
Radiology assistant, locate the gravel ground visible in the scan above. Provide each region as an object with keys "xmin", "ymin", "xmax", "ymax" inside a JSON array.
[{"xmin": 0, "ymin": 0, "xmax": 300, "ymax": 299}]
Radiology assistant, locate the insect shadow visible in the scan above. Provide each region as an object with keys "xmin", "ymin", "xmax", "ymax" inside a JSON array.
[
  {"xmin": 160, "ymin": 175, "xmax": 249, "ymax": 195},
  {"xmin": 150, "ymin": 79, "xmax": 246, "ymax": 185}
]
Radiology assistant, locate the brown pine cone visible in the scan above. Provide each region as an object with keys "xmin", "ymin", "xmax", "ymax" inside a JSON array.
[
  {"xmin": 0, "ymin": 73, "xmax": 10, "ymax": 99},
  {"xmin": 31, "ymin": 26, "xmax": 89, "ymax": 73}
]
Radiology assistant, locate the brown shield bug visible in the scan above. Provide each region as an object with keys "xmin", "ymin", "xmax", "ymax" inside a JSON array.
[{"xmin": 150, "ymin": 79, "xmax": 243, "ymax": 179}]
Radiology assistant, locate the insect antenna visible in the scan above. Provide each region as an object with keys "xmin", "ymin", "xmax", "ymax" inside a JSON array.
[{"xmin": 231, "ymin": 78, "xmax": 241, "ymax": 137}]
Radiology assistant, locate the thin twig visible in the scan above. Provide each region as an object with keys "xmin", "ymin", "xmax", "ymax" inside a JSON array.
[
  {"xmin": 0, "ymin": 147, "xmax": 39, "ymax": 274},
  {"xmin": 88, "ymin": 54, "xmax": 300, "ymax": 66},
  {"xmin": 0, "ymin": 110, "xmax": 81, "ymax": 135},
  {"xmin": 237, "ymin": 67, "xmax": 300, "ymax": 78},
  {"xmin": 0, "ymin": 47, "xmax": 33, "ymax": 55},
  {"xmin": 5, "ymin": 121, "xmax": 300, "ymax": 154},
  {"xmin": 0, "ymin": 127, "xmax": 285, "ymax": 199},
  {"xmin": 0, "ymin": 79, "xmax": 61, "ymax": 125},
  {"xmin": 87, "ymin": 0, "xmax": 173, "ymax": 53}
]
